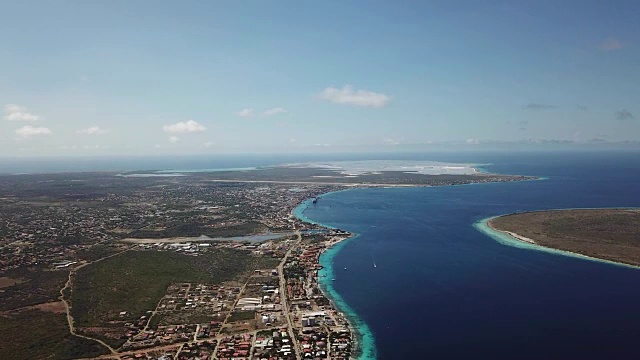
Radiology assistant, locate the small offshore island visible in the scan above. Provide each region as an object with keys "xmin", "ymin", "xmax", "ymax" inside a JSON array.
[{"xmin": 488, "ymin": 209, "xmax": 640, "ymax": 267}]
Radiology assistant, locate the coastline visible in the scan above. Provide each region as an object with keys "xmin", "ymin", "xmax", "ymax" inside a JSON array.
[
  {"xmin": 474, "ymin": 215, "xmax": 640, "ymax": 270},
  {"xmin": 292, "ymin": 194, "xmax": 378, "ymax": 360},
  {"xmin": 285, "ymin": 173, "xmax": 544, "ymax": 360}
]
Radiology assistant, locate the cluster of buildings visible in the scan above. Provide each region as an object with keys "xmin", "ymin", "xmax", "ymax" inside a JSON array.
[
  {"xmin": 121, "ymin": 282, "xmax": 241, "ymax": 350},
  {"xmin": 176, "ymin": 340, "xmax": 218, "ymax": 359},
  {"xmin": 111, "ymin": 236, "xmax": 356, "ymax": 358},
  {"xmin": 133, "ymin": 239, "xmax": 288, "ymax": 260},
  {"xmin": 0, "ymin": 172, "xmax": 361, "ymax": 359},
  {"xmin": 119, "ymin": 350, "xmax": 177, "ymax": 360},
  {"xmin": 118, "ymin": 263, "xmax": 292, "ymax": 353},
  {"xmin": 0, "ymin": 173, "xmax": 336, "ymax": 274},
  {"xmin": 282, "ymin": 233, "xmax": 355, "ymax": 359},
  {"xmin": 216, "ymin": 333, "xmax": 253, "ymax": 359},
  {"xmin": 299, "ymin": 330, "xmax": 329, "ymax": 359},
  {"xmin": 221, "ymin": 270, "xmax": 287, "ymax": 334},
  {"xmin": 157, "ymin": 283, "xmax": 238, "ymax": 314},
  {"xmin": 103, "ymin": 230, "xmax": 356, "ymax": 359},
  {"xmin": 329, "ymin": 331, "xmax": 353, "ymax": 360},
  {"xmin": 0, "ymin": 237, "xmax": 102, "ymax": 271},
  {"xmin": 121, "ymin": 324, "xmax": 198, "ymax": 350},
  {"xmin": 295, "ymin": 310, "xmax": 353, "ymax": 359},
  {"xmin": 253, "ymin": 328, "xmax": 296, "ymax": 359}
]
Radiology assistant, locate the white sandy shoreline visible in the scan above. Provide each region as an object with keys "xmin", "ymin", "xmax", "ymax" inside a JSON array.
[{"xmin": 479, "ymin": 216, "xmax": 640, "ymax": 270}]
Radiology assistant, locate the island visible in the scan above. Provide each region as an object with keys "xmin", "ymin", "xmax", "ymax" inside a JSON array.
[
  {"xmin": 488, "ymin": 209, "xmax": 640, "ymax": 267},
  {"xmin": 0, "ymin": 161, "xmax": 535, "ymax": 359}
]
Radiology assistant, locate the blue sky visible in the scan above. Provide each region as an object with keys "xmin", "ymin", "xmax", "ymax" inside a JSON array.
[{"xmin": 1, "ymin": 0, "xmax": 638, "ymax": 156}]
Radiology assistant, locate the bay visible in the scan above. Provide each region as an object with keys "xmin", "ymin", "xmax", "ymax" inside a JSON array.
[{"xmin": 300, "ymin": 151, "xmax": 640, "ymax": 359}]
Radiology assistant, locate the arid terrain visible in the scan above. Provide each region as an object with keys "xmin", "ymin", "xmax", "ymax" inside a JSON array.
[{"xmin": 490, "ymin": 209, "xmax": 640, "ymax": 266}]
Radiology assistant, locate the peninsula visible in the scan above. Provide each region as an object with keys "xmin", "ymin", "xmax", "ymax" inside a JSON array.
[
  {"xmin": 0, "ymin": 161, "xmax": 534, "ymax": 359},
  {"xmin": 488, "ymin": 209, "xmax": 640, "ymax": 267}
]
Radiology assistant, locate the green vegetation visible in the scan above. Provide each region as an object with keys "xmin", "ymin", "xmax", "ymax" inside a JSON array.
[
  {"xmin": 75, "ymin": 244, "xmax": 121, "ymax": 261},
  {"xmin": 252, "ymin": 255, "xmax": 280, "ymax": 268},
  {"xmin": 74, "ymin": 249, "xmax": 262, "ymax": 326},
  {"xmin": 0, "ymin": 267, "xmax": 68, "ymax": 311},
  {"xmin": 257, "ymin": 329, "xmax": 275, "ymax": 337},
  {"xmin": 0, "ymin": 310, "xmax": 107, "ymax": 360},
  {"xmin": 490, "ymin": 209, "xmax": 640, "ymax": 266},
  {"xmin": 72, "ymin": 248, "xmax": 280, "ymax": 347},
  {"xmin": 228, "ymin": 310, "xmax": 256, "ymax": 322},
  {"xmin": 302, "ymin": 234, "xmax": 328, "ymax": 243},
  {"xmin": 150, "ymin": 311, "xmax": 220, "ymax": 328}
]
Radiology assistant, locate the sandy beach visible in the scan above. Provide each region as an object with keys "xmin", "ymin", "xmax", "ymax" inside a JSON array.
[{"xmin": 479, "ymin": 215, "xmax": 640, "ymax": 271}]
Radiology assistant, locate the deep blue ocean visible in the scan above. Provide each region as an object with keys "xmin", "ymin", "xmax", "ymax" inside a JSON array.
[
  {"xmin": 299, "ymin": 151, "xmax": 640, "ymax": 359},
  {"xmin": 3, "ymin": 150, "xmax": 639, "ymax": 359}
]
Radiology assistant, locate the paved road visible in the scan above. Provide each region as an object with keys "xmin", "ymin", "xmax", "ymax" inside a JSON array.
[
  {"xmin": 278, "ymin": 231, "xmax": 302, "ymax": 360},
  {"xmin": 71, "ymin": 234, "xmax": 308, "ymax": 360}
]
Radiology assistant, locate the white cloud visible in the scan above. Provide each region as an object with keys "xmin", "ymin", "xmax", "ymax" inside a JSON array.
[
  {"xmin": 16, "ymin": 125, "xmax": 52, "ymax": 138},
  {"xmin": 169, "ymin": 136, "xmax": 179, "ymax": 143},
  {"xmin": 382, "ymin": 137, "xmax": 400, "ymax": 145},
  {"xmin": 237, "ymin": 108, "xmax": 254, "ymax": 117},
  {"xmin": 264, "ymin": 107, "xmax": 288, "ymax": 116},
  {"xmin": 4, "ymin": 104, "xmax": 42, "ymax": 122},
  {"xmin": 162, "ymin": 120, "xmax": 206, "ymax": 134},
  {"xmin": 81, "ymin": 144, "xmax": 109, "ymax": 150},
  {"xmin": 318, "ymin": 85, "xmax": 390, "ymax": 108},
  {"xmin": 76, "ymin": 126, "xmax": 106, "ymax": 135},
  {"xmin": 202, "ymin": 141, "xmax": 214, "ymax": 148},
  {"xmin": 465, "ymin": 138, "xmax": 479, "ymax": 145}
]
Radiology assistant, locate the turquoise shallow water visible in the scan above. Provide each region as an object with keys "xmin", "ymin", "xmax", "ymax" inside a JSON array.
[
  {"xmin": 474, "ymin": 215, "xmax": 640, "ymax": 271},
  {"xmin": 293, "ymin": 151, "xmax": 640, "ymax": 359},
  {"xmin": 293, "ymin": 197, "xmax": 377, "ymax": 360},
  {"xmin": 8, "ymin": 151, "xmax": 640, "ymax": 359}
]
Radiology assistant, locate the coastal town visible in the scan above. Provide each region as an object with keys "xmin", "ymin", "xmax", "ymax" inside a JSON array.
[
  {"xmin": 93, "ymin": 228, "xmax": 355, "ymax": 360},
  {"xmin": 0, "ymin": 167, "xmax": 532, "ymax": 359},
  {"xmin": 0, "ymin": 170, "xmax": 360, "ymax": 359}
]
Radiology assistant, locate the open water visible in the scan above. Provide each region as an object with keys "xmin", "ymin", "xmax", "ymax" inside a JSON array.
[
  {"xmin": 296, "ymin": 151, "xmax": 640, "ymax": 359},
  {"xmin": 4, "ymin": 150, "xmax": 640, "ymax": 359}
]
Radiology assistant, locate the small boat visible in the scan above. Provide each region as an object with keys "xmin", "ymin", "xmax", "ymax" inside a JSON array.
[
  {"xmin": 332, "ymin": 278, "xmax": 336, "ymax": 281},
  {"xmin": 373, "ymin": 263, "xmax": 377, "ymax": 268},
  {"xmin": 344, "ymin": 267, "xmax": 347, "ymax": 270}
]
